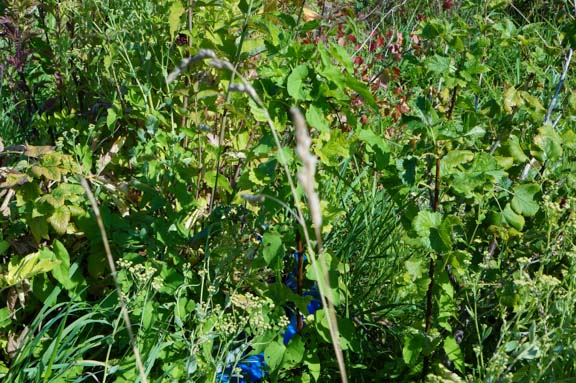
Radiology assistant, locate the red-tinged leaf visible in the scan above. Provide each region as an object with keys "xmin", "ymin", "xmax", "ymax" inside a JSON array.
[
  {"xmin": 30, "ymin": 165, "xmax": 62, "ymax": 181},
  {"xmin": 24, "ymin": 144, "xmax": 55, "ymax": 158},
  {"xmin": 0, "ymin": 172, "xmax": 30, "ymax": 188}
]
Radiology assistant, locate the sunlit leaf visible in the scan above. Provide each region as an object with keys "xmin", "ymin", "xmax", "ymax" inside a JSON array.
[
  {"xmin": 533, "ymin": 124, "xmax": 562, "ymax": 161},
  {"xmin": 47, "ymin": 206, "xmax": 71, "ymax": 235},
  {"xmin": 511, "ymin": 183, "xmax": 540, "ymax": 217},
  {"xmin": 262, "ymin": 231, "xmax": 282, "ymax": 265},
  {"xmin": 287, "ymin": 64, "xmax": 310, "ymax": 102},
  {"xmin": 24, "ymin": 144, "xmax": 55, "ymax": 158},
  {"xmin": 168, "ymin": 1, "xmax": 185, "ymax": 40},
  {"xmin": 443, "ymin": 337, "xmax": 465, "ymax": 374},
  {"xmin": 503, "ymin": 203, "xmax": 524, "ymax": 231}
]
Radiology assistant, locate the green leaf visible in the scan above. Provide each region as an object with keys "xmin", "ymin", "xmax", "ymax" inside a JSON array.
[
  {"xmin": 357, "ymin": 129, "xmax": 390, "ymax": 154},
  {"xmin": 249, "ymin": 98, "xmax": 269, "ymax": 122},
  {"xmin": 262, "ymin": 231, "xmax": 283, "ymax": 265},
  {"xmin": 533, "ymin": 124, "xmax": 562, "ymax": 161},
  {"xmin": 47, "ymin": 206, "xmax": 71, "ymax": 235},
  {"xmin": 426, "ymin": 54, "xmax": 453, "ymax": 75},
  {"xmin": 306, "ymin": 252, "xmax": 340, "ymax": 305},
  {"xmin": 142, "ymin": 300, "xmax": 155, "ymax": 331},
  {"xmin": 315, "ymin": 130, "xmax": 350, "ymax": 165},
  {"xmin": 304, "ymin": 351, "xmax": 321, "ymax": 381},
  {"xmin": 287, "ymin": 64, "xmax": 309, "ymax": 102},
  {"xmin": 314, "ymin": 309, "xmax": 354, "ymax": 350},
  {"xmin": 403, "ymin": 330, "xmax": 425, "ymax": 366},
  {"xmin": 282, "ymin": 336, "xmax": 305, "ymax": 368},
  {"xmin": 505, "ymin": 135, "xmax": 529, "ymax": 163},
  {"xmin": 264, "ymin": 341, "xmax": 286, "ymax": 371},
  {"xmin": 106, "ymin": 107, "xmax": 118, "ymax": 129},
  {"xmin": 168, "ymin": 1, "xmax": 185, "ymax": 40},
  {"xmin": 404, "ymin": 259, "xmax": 424, "ymax": 281},
  {"xmin": 503, "ymin": 203, "xmax": 525, "ymax": 231},
  {"xmin": 329, "ymin": 43, "xmax": 354, "ymax": 74},
  {"xmin": 503, "ymin": 86, "xmax": 522, "ymax": 114},
  {"xmin": 0, "ymin": 240, "xmax": 10, "ymax": 255},
  {"xmin": 204, "ymin": 170, "xmax": 232, "ymax": 193},
  {"xmin": 4, "ymin": 251, "xmax": 59, "ymax": 286},
  {"xmin": 413, "ymin": 211, "xmax": 442, "ymax": 238},
  {"xmin": 30, "ymin": 216, "xmax": 50, "ymax": 243},
  {"xmin": 51, "ymin": 240, "xmax": 73, "ymax": 290},
  {"xmin": 345, "ymin": 76, "xmax": 378, "ymax": 110},
  {"xmin": 443, "ymin": 336, "xmax": 465, "ymax": 373},
  {"xmin": 441, "ymin": 150, "xmax": 474, "ymax": 176},
  {"xmin": 511, "ymin": 183, "xmax": 540, "ymax": 217},
  {"xmin": 0, "ymin": 172, "xmax": 30, "ymax": 187},
  {"xmin": 306, "ymin": 104, "xmax": 329, "ymax": 132}
]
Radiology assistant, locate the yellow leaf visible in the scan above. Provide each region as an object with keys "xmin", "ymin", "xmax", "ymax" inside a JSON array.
[
  {"xmin": 302, "ymin": 7, "xmax": 322, "ymax": 21},
  {"xmin": 25, "ymin": 144, "xmax": 55, "ymax": 158}
]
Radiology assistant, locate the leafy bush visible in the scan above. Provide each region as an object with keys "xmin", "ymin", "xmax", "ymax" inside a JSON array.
[{"xmin": 2, "ymin": 0, "xmax": 576, "ymax": 382}]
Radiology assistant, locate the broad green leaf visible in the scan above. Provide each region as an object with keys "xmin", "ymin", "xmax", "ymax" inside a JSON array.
[
  {"xmin": 306, "ymin": 252, "xmax": 340, "ymax": 305},
  {"xmin": 287, "ymin": 64, "xmax": 309, "ymax": 102},
  {"xmin": 511, "ymin": 183, "xmax": 540, "ymax": 217},
  {"xmin": 51, "ymin": 240, "xmax": 76, "ymax": 290},
  {"xmin": 403, "ymin": 330, "xmax": 425, "ymax": 366},
  {"xmin": 315, "ymin": 130, "xmax": 350, "ymax": 165},
  {"xmin": 443, "ymin": 336, "xmax": 465, "ymax": 373},
  {"xmin": 329, "ymin": 43, "xmax": 354, "ymax": 74},
  {"xmin": 106, "ymin": 107, "xmax": 117, "ymax": 129},
  {"xmin": 0, "ymin": 307, "xmax": 11, "ymax": 329},
  {"xmin": 30, "ymin": 164, "xmax": 62, "ymax": 181},
  {"xmin": 304, "ymin": 351, "xmax": 320, "ymax": 381},
  {"xmin": 168, "ymin": 1, "xmax": 185, "ymax": 40},
  {"xmin": 345, "ymin": 76, "xmax": 378, "ymax": 110},
  {"xmin": 314, "ymin": 309, "xmax": 354, "ymax": 351},
  {"xmin": 249, "ymin": 98, "xmax": 269, "ymax": 122},
  {"xmin": 142, "ymin": 300, "xmax": 155, "ymax": 331},
  {"xmin": 357, "ymin": 129, "xmax": 390, "ymax": 154},
  {"xmin": 506, "ymin": 135, "xmax": 529, "ymax": 163},
  {"xmin": 282, "ymin": 336, "xmax": 305, "ymax": 368},
  {"xmin": 413, "ymin": 211, "xmax": 442, "ymax": 238},
  {"xmin": 5, "ymin": 251, "xmax": 60, "ymax": 286},
  {"xmin": 426, "ymin": 54, "xmax": 453, "ymax": 75},
  {"xmin": 306, "ymin": 104, "xmax": 329, "ymax": 132},
  {"xmin": 30, "ymin": 216, "xmax": 49, "ymax": 243},
  {"xmin": 441, "ymin": 150, "xmax": 474, "ymax": 176},
  {"xmin": 204, "ymin": 170, "xmax": 232, "ymax": 193},
  {"xmin": 264, "ymin": 341, "xmax": 286, "ymax": 371},
  {"xmin": 503, "ymin": 203, "xmax": 525, "ymax": 231},
  {"xmin": 262, "ymin": 231, "xmax": 283, "ymax": 265},
  {"xmin": 404, "ymin": 259, "xmax": 424, "ymax": 281},
  {"xmin": 48, "ymin": 206, "xmax": 71, "ymax": 235},
  {"xmin": 503, "ymin": 86, "xmax": 522, "ymax": 114},
  {"xmin": 533, "ymin": 124, "xmax": 562, "ymax": 161}
]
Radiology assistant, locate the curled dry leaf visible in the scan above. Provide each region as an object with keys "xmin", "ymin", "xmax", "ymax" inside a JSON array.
[{"xmin": 7, "ymin": 325, "xmax": 29, "ymax": 360}]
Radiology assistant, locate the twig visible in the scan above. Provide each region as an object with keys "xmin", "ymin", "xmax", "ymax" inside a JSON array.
[{"xmin": 79, "ymin": 177, "xmax": 148, "ymax": 383}]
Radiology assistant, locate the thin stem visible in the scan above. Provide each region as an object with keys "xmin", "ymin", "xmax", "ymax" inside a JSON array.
[{"xmin": 79, "ymin": 177, "xmax": 148, "ymax": 383}]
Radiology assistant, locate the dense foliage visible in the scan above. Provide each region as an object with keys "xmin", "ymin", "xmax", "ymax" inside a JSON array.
[{"xmin": 2, "ymin": 0, "xmax": 576, "ymax": 382}]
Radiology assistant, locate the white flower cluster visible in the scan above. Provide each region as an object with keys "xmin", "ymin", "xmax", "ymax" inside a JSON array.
[
  {"xmin": 217, "ymin": 314, "xmax": 239, "ymax": 336},
  {"xmin": 116, "ymin": 258, "xmax": 159, "ymax": 288},
  {"xmin": 228, "ymin": 292, "xmax": 276, "ymax": 333}
]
